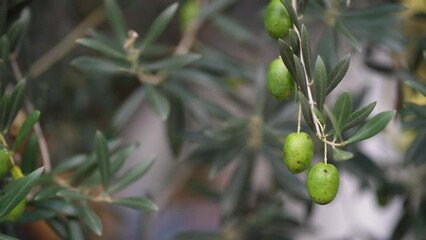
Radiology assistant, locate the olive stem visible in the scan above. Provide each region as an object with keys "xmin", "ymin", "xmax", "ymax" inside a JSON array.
[
  {"xmin": 297, "ymin": 103, "xmax": 301, "ymax": 134},
  {"xmin": 324, "ymin": 140, "xmax": 328, "ymax": 165}
]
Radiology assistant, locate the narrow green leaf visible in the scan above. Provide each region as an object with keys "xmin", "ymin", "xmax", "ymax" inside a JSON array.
[
  {"xmin": 336, "ymin": 20, "xmax": 362, "ymax": 52},
  {"xmin": 6, "ymin": 80, "xmax": 26, "ymax": 130},
  {"xmin": 112, "ymin": 197, "xmax": 158, "ymax": 211},
  {"xmin": 111, "ymin": 87, "xmax": 145, "ymax": 132},
  {"xmin": 81, "ymin": 201, "xmax": 103, "ymax": 236},
  {"xmin": 293, "ymin": 55, "xmax": 308, "ymax": 97},
  {"xmin": 346, "ymin": 111, "xmax": 395, "ymax": 144},
  {"xmin": 34, "ymin": 186, "xmax": 62, "ymax": 201},
  {"xmin": 324, "ymin": 105, "xmax": 341, "ymax": 140},
  {"xmin": 7, "ymin": 8, "xmax": 30, "ymax": 54},
  {"xmin": 142, "ymin": 53, "xmax": 201, "ymax": 71},
  {"xmin": 298, "ymin": 91, "xmax": 315, "ymax": 131},
  {"xmin": 140, "ymin": 3, "xmax": 179, "ymax": 52},
  {"xmin": 278, "ymin": 39, "xmax": 297, "ymax": 79},
  {"xmin": 333, "ymin": 148, "xmax": 354, "ymax": 161},
  {"xmin": 107, "ymin": 155, "xmax": 155, "ymax": 194},
  {"xmin": 68, "ymin": 219, "xmax": 85, "ymax": 240},
  {"xmin": 281, "ymin": 0, "xmax": 300, "ymax": 30},
  {"xmin": 333, "ymin": 91, "xmax": 352, "ymax": 139},
  {"xmin": 327, "ymin": 54, "xmax": 350, "ymax": 94},
  {"xmin": 13, "ymin": 110, "xmax": 40, "ymax": 150},
  {"xmin": 22, "ymin": 134, "xmax": 38, "ymax": 175},
  {"xmin": 76, "ymin": 38, "xmax": 126, "ymax": 60},
  {"xmin": 104, "ymin": 0, "xmax": 127, "ymax": 43},
  {"xmin": 289, "ymin": 29, "xmax": 299, "ymax": 55},
  {"xmin": 95, "ymin": 131, "xmax": 110, "ymax": 190},
  {"xmin": 145, "ymin": 85, "xmax": 170, "ymax": 121},
  {"xmin": 51, "ymin": 154, "xmax": 88, "ymax": 174},
  {"xmin": 0, "ymin": 167, "xmax": 44, "ymax": 218},
  {"xmin": 314, "ymin": 56, "xmax": 327, "ymax": 112},
  {"xmin": 167, "ymin": 95, "xmax": 186, "ymax": 156},
  {"xmin": 344, "ymin": 102, "xmax": 376, "ymax": 130},
  {"xmin": 110, "ymin": 143, "xmax": 139, "ymax": 176},
  {"xmin": 56, "ymin": 189, "xmax": 91, "ymax": 201},
  {"xmin": 71, "ymin": 57, "xmax": 131, "ymax": 76},
  {"xmin": 318, "ymin": 27, "xmax": 338, "ymax": 69},
  {"xmin": 301, "ymin": 25, "xmax": 312, "ymax": 79}
]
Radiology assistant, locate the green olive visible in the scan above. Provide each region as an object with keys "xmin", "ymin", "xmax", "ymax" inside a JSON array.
[
  {"xmin": 0, "ymin": 145, "xmax": 9, "ymax": 178},
  {"xmin": 283, "ymin": 132, "xmax": 313, "ymax": 173},
  {"xmin": 264, "ymin": 0, "xmax": 292, "ymax": 39},
  {"xmin": 267, "ymin": 58, "xmax": 294, "ymax": 101},
  {"xmin": 179, "ymin": 0, "xmax": 200, "ymax": 31},
  {"xmin": 307, "ymin": 163, "xmax": 339, "ymax": 205}
]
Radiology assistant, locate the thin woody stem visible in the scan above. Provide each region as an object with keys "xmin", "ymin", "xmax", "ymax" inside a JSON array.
[{"xmin": 297, "ymin": 103, "xmax": 301, "ymax": 134}]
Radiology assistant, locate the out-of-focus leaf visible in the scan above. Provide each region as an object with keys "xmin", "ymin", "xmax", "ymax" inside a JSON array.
[
  {"xmin": 0, "ymin": 167, "xmax": 44, "ymax": 218},
  {"xmin": 7, "ymin": 8, "xmax": 30, "ymax": 53},
  {"xmin": 314, "ymin": 56, "xmax": 327, "ymax": 112},
  {"xmin": 346, "ymin": 111, "xmax": 395, "ymax": 144},
  {"xmin": 71, "ymin": 57, "xmax": 130, "ymax": 76},
  {"xmin": 404, "ymin": 131, "xmax": 426, "ymax": 165},
  {"xmin": 341, "ymin": 4, "xmax": 406, "ymax": 18},
  {"xmin": 21, "ymin": 134, "xmax": 38, "ymax": 175},
  {"xmin": 104, "ymin": 0, "xmax": 127, "ymax": 43},
  {"xmin": 173, "ymin": 231, "xmax": 222, "ymax": 240},
  {"xmin": 81, "ymin": 201, "xmax": 103, "ymax": 236},
  {"xmin": 211, "ymin": 14, "xmax": 256, "ymax": 46},
  {"xmin": 68, "ymin": 219, "xmax": 85, "ymax": 240},
  {"xmin": 403, "ymin": 80, "xmax": 426, "ymax": 96},
  {"xmin": 209, "ymin": 146, "xmax": 242, "ymax": 178},
  {"xmin": 405, "ymin": 103, "xmax": 426, "ymax": 119},
  {"xmin": 51, "ymin": 154, "xmax": 87, "ymax": 174},
  {"xmin": 6, "ymin": 79, "xmax": 26, "ymax": 131},
  {"xmin": 13, "ymin": 110, "xmax": 40, "ymax": 150},
  {"xmin": 107, "ymin": 155, "xmax": 155, "ymax": 194},
  {"xmin": 293, "ymin": 55, "xmax": 308, "ymax": 97},
  {"xmin": 46, "ymin": 218, "xmax": 68, "ymax": 239},
  {"xmin": 335, "ymin": 20, "xmax": 361, "ymax": 52},
  {"xmin": 344, "ymin": 102, "xmax": 376, "ymax": 130},
  {"xmin": 34, "ymin": 186, "xmax": 62, "ymax": 201},
  {"xmin": 140, "ymin": 3, "xmax": 179, "ymax": 52},
  {"xmin": 111, "ymin": 87, "xmax": 145, "ymax": 132},
  {"xmin": 145, "ymin": 85, "xmax": 170, "ymax": 121},
  {"xmin": 76, "ymin": 38, "xmax": 126, "ymax": 60},
  {"xmin": 112, "ymin": 197, "xmax": 158, "ymax": 211},
  {"xmin": 95, "ymin": 131, "xmax": 110, "ymax": 190},
  {"xmin": 301, "ymin": 25, "xmax": 312, "ymax": 79},
  {"xmin": 142, "ymin": 54, "xmax": 201, "ymax": 71},
  {"xmin": 327, "ymin": 54, "xmax": 350, "ymax": 94},
  {"xmin": 333, "ymin": 91, "xmax": 352, "ymax": 139},
  {"xmin": 0, "ymin": 36, "xmax": 9, "ymax": 62},
  {"xmin": 19, "ymin": 209, "xmax": 55, "ymax": 224},
  {"xmin": 318, "ymin": 27, "xmax": 338, "ymax": 69},
  {"xmin": 333, "ymin": 148, "xmax": 354, "ymax": 161},
  {"xmin": 281, "ymin": 0, "xmax": 300, "ymax": 30},
  {"xmin": 167, "ymin": 94, "xmax": 186, "ymax": 156},
  {"xmin": 56, "ymin": 189, "xmax": 90, "ymax": 201}
]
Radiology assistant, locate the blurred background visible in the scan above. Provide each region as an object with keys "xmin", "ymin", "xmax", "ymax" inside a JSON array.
[{"xmin": 4, "ymin": 0, "xmax": 426, "ymax": 239}]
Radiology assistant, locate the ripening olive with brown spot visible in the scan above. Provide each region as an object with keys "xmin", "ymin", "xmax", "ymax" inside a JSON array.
[
  {"xmin": 283, "ymin": 132, "xmax": 313, "ymax": 174},
  {"xmin": 307, "ymin": 163, "xmax": 339, "ymax": 205}
]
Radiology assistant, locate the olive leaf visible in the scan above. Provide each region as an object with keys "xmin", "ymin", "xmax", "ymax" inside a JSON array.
[
  {"xmin": 289, "ymin": 29, "xmax": 299, "ymax": 55},
  {"xmin": 346, "ymin": 110, "xmax": 395, "ymax": 144},
  {"xmin": 333, "ymin": 148, "xmax": 354, "ymax": 161},
  {"xmin": 344, "ymin": 102, "xmax": 376, "ymax": 130},
  {"xmin": 314, "ymin": 56, "xmax": 327, "ymax": 112},
  {"xmin": 13, "ymin": 110, "xmax": 40, "ymax": 150},
  {"xmin": 293, "ymin": 55, "xmax": 308, "ymax": 97},
  {"xmin": 281, "ymin": 0, "xmax": 300, "ymax": 30},
  {"xmin": 333, "ymin": 91, "xmax": 352, "ymax": 139},
  {"xmin": 112, "ymin": 197, "xmax": 158, "ymax": 211},
  {"xmin": 145, "ymin": 85, "xmax": 171, "ymax": 121},
  {"xmin": 95, "ymin": 131, "xmax": 110, "ymax": 190},
  {"xmin": 327, "ymin": 54, "xmax": 350, "ymax": 94},
  {"xmin": 81, "ymin": 201, "xmax": 103, "ymax": 236},
  {"xmin": 278, "ymin": 39, "xmax": 297, "ymax": 80},
  {"xmin": 298, "ymin": 91, "xmax": 315, "ymax": 131},
  {"xmin": 301, "ymin": 25, "xmax": 312, "ymax": 79},
  {"xmin": 104, "ymin": 0, "xmax": 127, "ymax": 43}
]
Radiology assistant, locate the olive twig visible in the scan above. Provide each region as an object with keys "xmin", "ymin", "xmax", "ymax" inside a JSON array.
[{"xmin": 297, "ymin": 103, "xmax": 302, "ymax": 134}]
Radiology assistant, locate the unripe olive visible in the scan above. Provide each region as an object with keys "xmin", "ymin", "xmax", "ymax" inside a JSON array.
[
  {"xmin": 307, "ymin": 163, "xmax": 339, "ymax": 205},
  {"xmin": 179, "ymin": 0, "xmax": 200, "ymax": 31},
  {"xmin": 267, "ymin": 58, "xmax": 294, "ymax": 101},
  {"xmin": 0, "ymin": 145, "xmax": 9, "ymax": 178},
  {"xmin": 264, "ymin": 0, "xmax": 292, "ymax": 39},
  {"xmin": 283, "ymin": 132, "xmax": 313, "ymax": 173}
]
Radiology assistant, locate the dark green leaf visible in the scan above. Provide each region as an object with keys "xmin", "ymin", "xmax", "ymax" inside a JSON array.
[
  {"xmin": 0, "ymin": 92, "xmax": 11, "ymax": 132},
  {"xmin": 140, "ymin": 3, "xmax": 179, "ymax": 52},
  {"xmin": 111, "ymin": 87, "xmax": 145, "ymax": 132},
  {"xmin": 71, "ymin": 57, "xmax": 130, "ymax": 76},
  {"xmin": 112, "ymin": 197, "xmax": 158, "ymax": 211},
  {"xmin": 333, "ymin": 91, "xmax": 352, "ymax": 139},
  {"xmin": 6, "ymin": 79, "xmax": 26, "ymax": 130},
  {"xmin": 7, "ymin": 8, "xmax": 30, "ymax": 53},
  {"xmin": 0, "ymin": 167, "xmax": 44, "ymax": 218},
  {"xmin": 344, "ymin": 102, "xmax": 376, "ymax": 130},
  {"xmin": 56, "ymin": 189, "xmax": 90, "ymax": 201},
  {"xmin": 301, "ymin": 25, "xmax": 312, "ymax": 79},
  {"xmin": 209, "ymin": 146, "xmax": 242, "ymax": 178},
  {"xmin": 333, "ymin": 148, "xmax": 354, "ymax": 161},
  {"xmin": 142, "ymin": 54, "xmax": 201, "ymax": 71},
  {"xmin": 145, "ymin": 85, "xmax": 170, "ymax": 121},
  {"xmin": 21, "ymin": 134, "xmax": 38, "ymax": 175},
  {"xmin": 68, "ymin": 219, "xmax": 85, "ymax": 240},
  {"xmin": 76, "ymin": 38, "xmax": 126, "ymax": 60},
  {"xmin": 327, "ymin": 54, "xmax": 350, "ymax": 94},
  {"xmin": 281, "ymin": 0, "xmax": 300, "ymax": 30},
  {"xmin": 167, "ymin": 95, "xmax": 186, "ymax": 156},
  {"xmin": 95, "ymin": 131, "xmax": 110, "ymax": 190},
  {"xmin": 293, "ymin": 55, "xmax": 308, "ymax": 97},
  {"xmin": 278, "ymin": 39, "xmax": 297, "ymax": 79},
  {"xmin": 104, "ymin": 0, "xmax": 127, "ymax": 43},
  {"xmin": 314, "ymin": 56, "xmax": 327, "ymax": 112},
  {"xmin": 289, "ymin": 29, "xmax": 299, "ymax": 55},
  {"xmin": 13, "ymin": 110, "xmax": 40, "ymax": 150},
  {"xmin": 335, "ymin": 20, "xmax": 361, "ymax": 52},
  {"xmin": 347, "ymin": 111, "xmax": 395, "ymax": 144},
  {"xmin": 107, "ymin": 155, "xmax": 155, "ymax": 194},
  {"xmin": 81, "ymin": 201, "xmax": 103, "ymax": 236},
  {"xmin": 318, "ymin": 27, "xmax": 338, "ymax": 69},
  {"xmin": 51, "ymin": 154, "xmax": 87, "ymax": 174},
  {"xmin": 34, "ymin": 186, "xmax": 62, "ymax": 201},
  {"xmin": 298, "ymin": 91, "xmax": 315, "ymax": 131}
]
